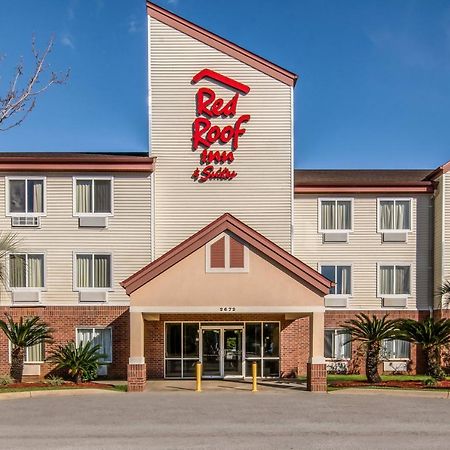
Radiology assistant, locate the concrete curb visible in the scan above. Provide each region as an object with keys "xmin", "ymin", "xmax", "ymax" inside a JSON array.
[
  {"xmin": 0, "ymin": 388, "xmax": 121, "ymax": 401},
  {"xmin": 329, "ymin": 388, "xmax": 450, "ymax": 399}
]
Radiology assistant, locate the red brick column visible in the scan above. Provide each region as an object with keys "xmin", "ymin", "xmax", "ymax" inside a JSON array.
[
  {"xmin": 307, "ymin": 363, "xmax": 327, "ymax": 392},
  {"xmin": 127, "ymin": 363, "xmax": 147, "ymax": 392}
]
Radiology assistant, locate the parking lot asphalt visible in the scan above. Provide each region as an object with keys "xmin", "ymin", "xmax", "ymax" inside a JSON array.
[{"xmin": 1, "ymin": 388, "xmax": 450, "ymax": 449}]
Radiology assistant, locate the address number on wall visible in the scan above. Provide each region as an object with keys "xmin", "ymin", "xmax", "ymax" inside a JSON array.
[{"xmin": 219, "ymin": 307, "xmax": 236, "ymax": 312}]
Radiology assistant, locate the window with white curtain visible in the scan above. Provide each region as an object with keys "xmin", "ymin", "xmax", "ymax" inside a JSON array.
[
  {"xmin": 319, "ymin": 199, "xmax": 352, "ymax": 231},
  {"xmin": 7, "ymin": 178, "xmax": 45, "ymax": 215},
  {"xmin": 9, "ymin": 253, "xmax": 45, "ymax": 289},
  {"xmin": 75, "ymin": 253, "xmax": 111, "ymax": 289},
  {"xmin": 320, "ymin": 265, "xmax": 352, "ymax": 295},
  {"xmin": 9, "ymin": 341, "xmax": 45, "ymax": 363},
  {"xmin": 76, "ymin": 328, "xmax": 112, "ymax": 363},
  {"xmin": 382, "ymin": 339, "xmax": 410, "ymax": 360},
  {"xmin": 75, "ymin": 178, "xmax": 112, "ymax": 215},
  {"xmin": 378, "ymin": 199, "xmax": 411, "ymax": 231},
  {"xmin": 379, "ymin": 264, "xmax": 411, "ymax": 296},
  {"xmin": 325, "ymin": 329, "xmax": 351, "ymax": 359}
]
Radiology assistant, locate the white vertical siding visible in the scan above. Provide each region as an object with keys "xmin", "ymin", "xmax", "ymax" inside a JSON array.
[
  {"xmin": 433, "ymin": 176, "xmax": 444, "ymax": 308},
  {"xmin": 0, "ymin": 173, "xmax": 152, "ymax": 306},
  {"xmin": 293, "ymin": 194, "xmax": 432, "ymax": 310},
  {"xmin": 149, "ymin": 17, "xmax": 293, "ymax": 257}
]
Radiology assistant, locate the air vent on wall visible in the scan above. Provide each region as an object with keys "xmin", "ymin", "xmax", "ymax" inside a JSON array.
[{"xmin": 11, "ymin": 216, "xmax": 40, "ymax": 227}]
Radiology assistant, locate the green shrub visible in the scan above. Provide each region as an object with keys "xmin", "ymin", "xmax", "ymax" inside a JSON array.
[
  {"xmin": 45, "ymin": 375, "xmax": 64, "ymax": 386},
  {"xmin": 47, "ymin": 341, "xmax": 106, "ymax": 383},
  {"xmin": 423, "ymin": 377, "xmax": 438, "ymax": 387},
  {"xmin": 0, "ymin": 374, "xmax": 13, "ymax": 386}
]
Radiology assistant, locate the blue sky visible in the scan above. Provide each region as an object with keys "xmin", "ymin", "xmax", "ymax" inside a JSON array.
[{"xmin": 0, "ymin": 0, "xmax": 449, "ymax": 169}]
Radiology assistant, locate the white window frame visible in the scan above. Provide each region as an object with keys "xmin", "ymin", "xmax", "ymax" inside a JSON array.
[
  {"xmin": 5, "ymin": 176, "xmax": 47, "ymax": 217},
  {"xmin": 318, "ymin": 263, "xmax": 353, "ymax": 298},
  {"xmin": 381, "ymin": 339, "xmax": 410, "ymax": 361},
  {"xmin": 377, "ymin": 263, "xmax": 412, "ymax": 298},
  {"xmin": 73, "ymin": 252, "xmax": 113, "ymax": 291},
  {"xmin": 72, "ymin": 176, "xmax": 114, "ymax": 217},
  {"xmin": 318, "ymin": 198, "xmax": 354, "ymax": 233},
  {"xmin": 8, "ymin": 341, "xmax": 45, "ymax": 364},
  {"xmin": 75, "ymin": 327, "xmax": 113, "ymax": 363},
  {"xmin": 324, "ymin": 328, "xmax": 351, "ymax": 361},
  {"xmin": 205, "ymin": 233, "xmax": 249, "ymax": 273},
  {"xmin": 7, "ymin": 252, "xmax": 47, "ymax": 291},
  {"xmin": 377, "ymin": 198, "xmax": 412, "ymax": 233}
]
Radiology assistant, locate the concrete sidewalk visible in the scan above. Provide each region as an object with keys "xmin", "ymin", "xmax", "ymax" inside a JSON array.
[
  {"xmin": 330, "ymin": 387, "xmax": 450, "ymax": 399},
  {"xmin": 142, "ymin": 378, "xmax": 307, "ymax": 392},
  {"xmin": 0, "ymin": 388, "xmax": 120, "ymax": 401}
]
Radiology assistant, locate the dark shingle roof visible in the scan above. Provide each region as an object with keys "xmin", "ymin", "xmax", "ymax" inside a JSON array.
[{"xmin": 295, "ymin": 169, "xmax": 432, "ymax": 187}]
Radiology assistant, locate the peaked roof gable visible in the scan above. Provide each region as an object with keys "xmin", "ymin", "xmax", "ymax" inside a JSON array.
[
  {"xmin": 147, "ymin": 1, "xmax": 298, "ymax": 87},
  {"xmin": 121, "ymin": 213, "xmax": 332, "ymax": 295}
]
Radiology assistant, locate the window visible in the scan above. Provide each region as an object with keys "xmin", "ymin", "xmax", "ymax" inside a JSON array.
[
  {"xmin": 74, "ymin": 178, "xmax": 112, "ymax": 215},
  {"xmin": 7, "ymin": 178, "xmax": 45, "ymax": 215},
  {"xmin": 75, "ymin": 253, "xmax": 111, "ymax": 289},
  {"xmin": 9, "ymin": 341, "xmax": 45, "ymax": 363},
  {"xmin": 165, "ymin": 323, "xmax": 199, "ymax": 378},
  {"xmin": 319, "ymin": 199, "xmax": 352, "ymax": 232},
  {"xmin": 382, "ymin": 339, "xmax": 410, "ymax": 360},
  {"xmin": 245, "ymin": 322, "xmax": 280, "ymax": 377},
  {"xmin": 76, "ymin": 328, "xmax": 112, "ymax": 363},
  {"xmin": 9, "ymin": 253, "xmax": 45, "ymax": 289},
  {"xmin": 378, "ymin": 199, "xmax": 411, "ymax": 231},
  {"xmin": 379, "ymin": 264, "xmax": 411, "ymax": 296},
  {"xmin": 320, "ymin": 265, "xmax": 351, "ymax": 295},
  {"xmin": 206, "ymin": 234, "xmax": 248, "ymax": 272},
  {"xmin": 325, "ymin": 329, "xmax": 351, "ymax": 360}
]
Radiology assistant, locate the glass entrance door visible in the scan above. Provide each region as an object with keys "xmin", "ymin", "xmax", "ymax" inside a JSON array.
[
  {"xmin": 223, "ymin": 328, "xmax": 243, "ymax": 377},
  {"xmin": 201, "ymin": 327, "xmax": 243, "ymax": 378},
  {"xmin": 201, "ymin": 329, "xmax": 221, "ymax": 377}
]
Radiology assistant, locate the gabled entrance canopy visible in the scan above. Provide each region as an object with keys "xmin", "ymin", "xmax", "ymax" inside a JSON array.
[
  {"xmin": 123, "ymin": 214, "xmax": 331, "ymax": 392},
  {"xmin": 122, "ymin": 213, "xmax": 332, "ymax": 313}
]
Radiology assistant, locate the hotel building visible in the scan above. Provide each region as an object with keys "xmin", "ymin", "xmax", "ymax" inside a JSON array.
[{"xmin": 0, "ymin": 2, "xmax": 448, "ymax": 392}]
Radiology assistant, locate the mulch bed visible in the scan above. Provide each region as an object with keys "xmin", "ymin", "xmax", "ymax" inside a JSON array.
[
  {"xmin": 330, "ymin": 380, "xmax": 450, "ymax": 389},
  {"xmin": 0, "ymin": 381, "xmax": 115, "ymax": 390}
]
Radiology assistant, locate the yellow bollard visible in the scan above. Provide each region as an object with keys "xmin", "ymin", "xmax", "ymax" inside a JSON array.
[
  {"xmin": 195, "ymin": 361, "xmax": 202, "ymax": 392},
  {"xmin": 251, "ymin": 360, "xmax": 258, "ymax": 392}
]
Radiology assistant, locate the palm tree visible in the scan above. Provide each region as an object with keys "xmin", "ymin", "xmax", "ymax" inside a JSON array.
[
  {"xmin": 48, "ymin": 341, "xmax": 106, "ymax": 384},
  {"xmin": 342, "ymin": 313, "xmax": 400, "ymax": 383},
  {"xmin": 398, "ymin": 317, "xmax": 450, "ymax": 380},
  {"xmin": 0, "ymin": 232, "xmax": 19, "ymax": 288},
  {"xmin": 0, "ymin": 314, "xmax": 53, "ymax": 382},
  {"xmin": 438, "ymin": 281, "xmax": 450, "ymax": 308}
]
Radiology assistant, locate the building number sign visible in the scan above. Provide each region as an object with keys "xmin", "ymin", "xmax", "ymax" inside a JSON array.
[{"xmin": 191, "ymin": 69, "xmax": 251, "ymax": 183}]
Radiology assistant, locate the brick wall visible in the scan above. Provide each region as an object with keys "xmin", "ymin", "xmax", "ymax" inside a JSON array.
[
  {"xmin": 0, "ymin": 308, "xmax": 433, "ymax": 381},
  {"xmin": 0, "ymin": 306, "xmax": 129, "ymax": 379},
  {"xmin": 144, "ymin": 314, "xmax": 309, "ymax": 379},
  {"xmin": 325, "ymin": 310, "xmax": 429, "ymax": 375}
]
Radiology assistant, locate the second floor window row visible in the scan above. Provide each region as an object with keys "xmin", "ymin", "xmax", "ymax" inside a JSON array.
[{"xmin": 319, "ymin": 198, "xmax": 412, "ymax": 233}]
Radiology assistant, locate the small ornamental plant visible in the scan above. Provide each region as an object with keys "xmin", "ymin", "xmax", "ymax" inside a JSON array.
[
  {"xmin": 398, "ymin": 317, "xmax": 450, "ymax": 381},
  {"xmin": 48, "ymin": 341, "xmax": 106, "ymax": 384},
  {"xmin": 342, "ymin": 313, "xmax": 401, "ymax": 383},
  {"xmin": 0, "ymin": 314, "xmax": 53, "ymax": 382}
]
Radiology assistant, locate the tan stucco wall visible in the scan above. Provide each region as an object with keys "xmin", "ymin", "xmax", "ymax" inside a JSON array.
[{"xmin": 130, "ymin": 245, "xmax": 324, "ymax": 311}]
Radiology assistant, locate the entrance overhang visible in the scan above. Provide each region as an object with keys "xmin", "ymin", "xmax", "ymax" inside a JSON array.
[{"xmin": 124, "ymin": 214, "xmax": 331, "ymax": 393}]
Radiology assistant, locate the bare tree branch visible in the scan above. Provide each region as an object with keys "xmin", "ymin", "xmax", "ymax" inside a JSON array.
[{"xmin": 0, "ymin": 35, "xmax": 70, "ymax": 132}]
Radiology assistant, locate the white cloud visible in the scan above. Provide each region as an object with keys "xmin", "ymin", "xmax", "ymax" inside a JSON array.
[
  {"xmin": 61, "ymin": 34, "xmax": 75, "ymax": 49},
  {"xmin": 128, "ymin": 19, "xmax": 138, "ymax": 33}
]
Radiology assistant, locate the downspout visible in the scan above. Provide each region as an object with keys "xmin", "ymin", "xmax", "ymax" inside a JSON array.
[
  {"xmin": 290, "ymin": 85, "xmax": 295, "ymax": 256},
  {"xmin": 148, "ymin": 14, "xmax": 155, "ymax": 262}
]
